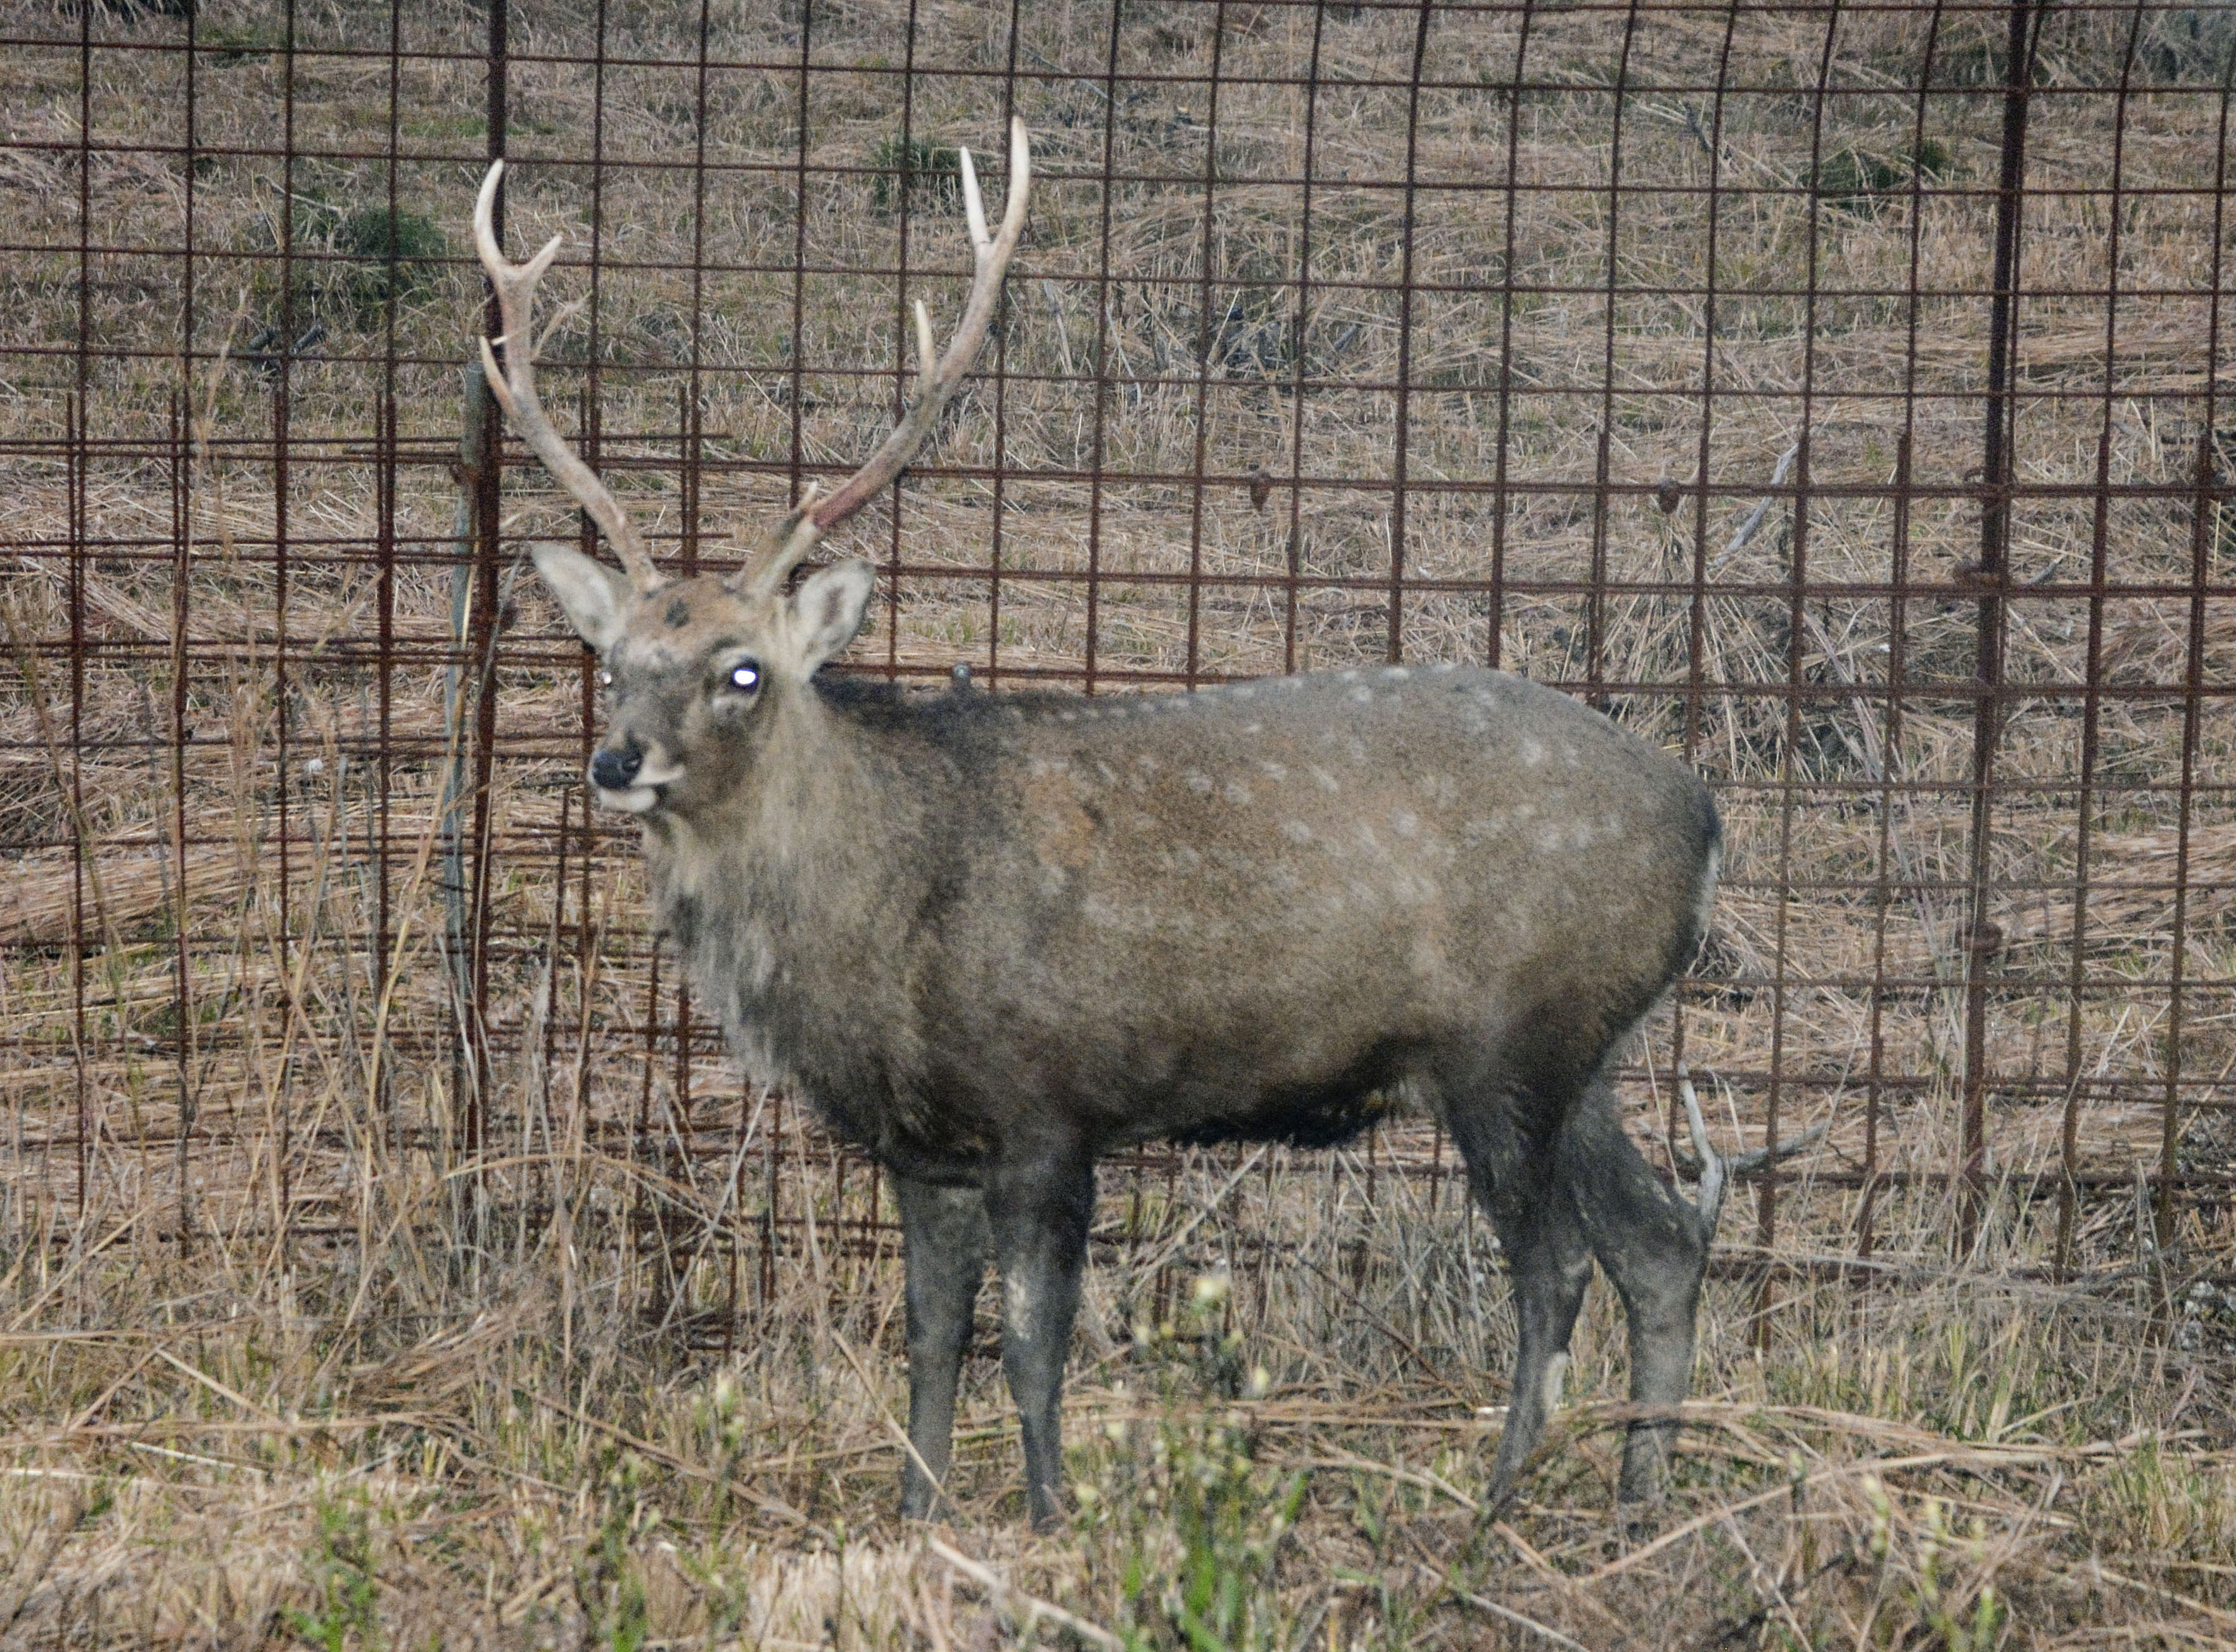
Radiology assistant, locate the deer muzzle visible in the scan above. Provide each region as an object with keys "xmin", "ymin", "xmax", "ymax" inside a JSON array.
[{"xmin": 589, "ymin": 737, "xmax": 685, "ymax": 813}]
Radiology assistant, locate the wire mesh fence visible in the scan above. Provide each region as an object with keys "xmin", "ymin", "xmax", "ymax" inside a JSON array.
[{"xmin": 1, "ymin": 0, "xmax": 2230, "ymax": 1357}]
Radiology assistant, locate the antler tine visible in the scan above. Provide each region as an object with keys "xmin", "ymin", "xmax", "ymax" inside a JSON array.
[
  {"xmin": 739, "ymin": 118, "xmax": 1031, "ymax": 598},
  {"xmin": 474, "ymin": 161, "xmax": 663, "ymax": 592}
]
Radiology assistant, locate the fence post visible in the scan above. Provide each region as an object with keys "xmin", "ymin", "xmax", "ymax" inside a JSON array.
[{"xmin": 1959, "ymin": 0, "xmax": 2050, "ymax": 1259}]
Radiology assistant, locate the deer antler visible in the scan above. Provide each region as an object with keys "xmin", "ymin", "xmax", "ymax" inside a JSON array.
[
  {"xmin": 473, "ymin": 162, "xmax": 664, "ymax": 592},
  {"xmin": 739, "ymin": 117, "xmax": 1032, "ymax": 599}
]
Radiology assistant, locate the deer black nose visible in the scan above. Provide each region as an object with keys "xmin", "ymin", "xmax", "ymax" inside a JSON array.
[{"xmin": 590, "ymin": 744, "xmax": 642, "ymax": 791}]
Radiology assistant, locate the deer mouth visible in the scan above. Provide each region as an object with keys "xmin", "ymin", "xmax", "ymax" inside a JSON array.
[
  {"xmin": 596, "ymin": 784, "xmax": 663, "ymax": 813},
  {"xmin": 595, "ymin": 754, "xmax": 686, "ymax": 813}
]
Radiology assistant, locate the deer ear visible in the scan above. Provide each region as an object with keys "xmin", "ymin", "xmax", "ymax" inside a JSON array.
[
  {"xmin": 530, "ymin": 543, "xmax": 632, "ymax": 654},
  {"xmin": 789, "ymin": 559, "xmax": 875, "ymax": 672}
]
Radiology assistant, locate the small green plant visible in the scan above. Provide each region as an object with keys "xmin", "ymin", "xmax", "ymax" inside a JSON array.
[
  {"xmin": 575, "ymin": 1453, "xmax": 654, "ymax": 1652},
  {"xmin": 238, "ymin": 194, "xmax": 447, "ymax": 355},
  {"xmin": 2096, "ymin": 1434, "xmax": 2236, "ymax": 1556},
  {"xmin": 693, "ymin": 1367, "xmax": 755, "ymax": 1520},
  {"xmin": 201, "ymin": 24, "xmax": 282, "ymax": 66},
  {"xmin": 284, "ymin": 1492, "xmax": 381, "ymax": 1652},
  {"xmin": 402, "ymin": 113, "xmax": 488, "ymax": 143},
  {"xmin": 329, "ymin": 206, "xmax": 450, "ymax": 324},
  {"xmin": 1909, "ymin": 1497, "xmax": 2006, "ymax": 1652},
  {"xmin": 1814, "ymin": 138, "xmax": 1952, "ymax": 214},
  {"xmin": 871, "ymin": 132, "xmax": 962, "ymax": 215},
  {"xmin": 674, "ymin": 1543, "xmax": 755, "ymax": 1644},
  {"xmin": 1077, "ymin": 1273, "xmax": 1309, "ymax": 1652}
]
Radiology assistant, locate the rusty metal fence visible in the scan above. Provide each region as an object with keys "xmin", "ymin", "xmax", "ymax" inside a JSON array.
[{"xmin": 1, "ymin": 0, "xmax": 2230, "ymax": 1338}]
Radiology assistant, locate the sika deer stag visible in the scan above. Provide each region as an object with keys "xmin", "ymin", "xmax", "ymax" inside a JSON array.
[{"xmin": 476, "ymin": 121, "xmax": 1731, "ymax": 1527}]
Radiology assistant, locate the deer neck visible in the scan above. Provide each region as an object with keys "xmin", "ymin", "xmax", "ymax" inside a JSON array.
[{"xmin": 637, "ymin": 683, "xmax": 920, "ymax": 1099}]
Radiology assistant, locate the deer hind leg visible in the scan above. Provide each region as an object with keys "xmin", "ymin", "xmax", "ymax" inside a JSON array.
[
  {"xmin": 1559, "ymin": 1079, "xmax": 1710, "ymax": 1505},
  {"xmin": 1445, "ymin": 1095, "xmax": 1594, "ymax": 1513},
  {"xmin": 894, "ymin": 1175, "xmax": 991, "ymax": 1520},
  {"xmin": 984, "ymin": 1141, "xmax": 1095, "ymax": 1529}
]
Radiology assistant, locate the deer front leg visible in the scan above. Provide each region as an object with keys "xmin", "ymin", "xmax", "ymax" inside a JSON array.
[
  {"xmin": 895, "ymin": 1175, "xmax": 991, "ymax": 1520},
  {"xmin": 985, "ymin": 1140, "xmax": 1095, "ymax": 1529}
]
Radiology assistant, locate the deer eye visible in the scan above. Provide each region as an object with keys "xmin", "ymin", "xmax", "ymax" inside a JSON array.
[
  {"xmin": 726, "ymin": 660, "xmax": 762, "ymax": 694},
  {"xmin": 597, "ymin": 669, "xmax": 613, "ymax": 687}
]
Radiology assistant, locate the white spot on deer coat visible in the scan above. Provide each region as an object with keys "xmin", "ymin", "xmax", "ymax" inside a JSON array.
[
  {"xmin": 1223, "ymin": 781, "xmax": 1252, "ymax": 805},
  {"xmin": 1283, "ymin": 820, "xmax": 1313, "ymax": 844},
  {"xmin": 1392, "ymin": 870, "xmax": 1439, "ymax": 905}
]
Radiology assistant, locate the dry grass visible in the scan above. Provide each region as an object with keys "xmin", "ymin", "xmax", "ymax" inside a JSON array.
[{"xmin": 1, "ymin": 0, "xmax": 2234, "ymax": 1644}]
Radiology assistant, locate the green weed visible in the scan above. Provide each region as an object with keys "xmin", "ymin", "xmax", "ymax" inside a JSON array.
[
  {"xmin": 1814, "ymin": 138, "xmax": 1953, "ymax": 215},
  {"xmin": 1076, "ymin": 1276, "xmax": 1310, "ymax": 1652},
  {"xmin": 575, "ymin": 1454, "xmax": 655, "ymax": 1652},
  {"xmin": 870, "ymin": 132, "xmax": 962, "ymax": 215},
  {"xmin": 284, "ymin": 1492, "xmax": 381, "ymax": 1652}
]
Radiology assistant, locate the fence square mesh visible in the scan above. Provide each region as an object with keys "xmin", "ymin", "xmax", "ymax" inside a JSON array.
[{"xmin": 0, "ymin": 0, "xmax": 2229, "ymax": 1340}]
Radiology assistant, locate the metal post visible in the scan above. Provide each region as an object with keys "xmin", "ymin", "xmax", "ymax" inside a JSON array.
[{"xmin": 1957, "ymin": 0, "xmax": 2048, "ymax": 1259}]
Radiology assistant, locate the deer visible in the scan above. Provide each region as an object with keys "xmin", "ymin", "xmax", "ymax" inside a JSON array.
[{"xmin": 474, "ymin": 119, "xmax": 1737, "ymax": 1528}]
